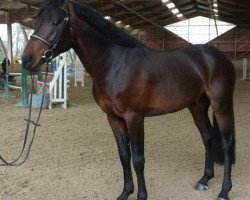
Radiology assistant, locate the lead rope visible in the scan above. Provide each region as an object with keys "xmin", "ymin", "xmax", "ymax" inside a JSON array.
[{"xmin": 0, "ymin": 64, "xmax": 49, "ymax": 166}]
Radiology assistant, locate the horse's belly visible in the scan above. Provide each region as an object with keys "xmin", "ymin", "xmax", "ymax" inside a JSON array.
[
  {"xmin": 145, "ymin": 89, "xmax": 203, "ymax": 116},
  {"xmin": 145, "ymin": 103, "xmax": 189, "ymax": 116}
]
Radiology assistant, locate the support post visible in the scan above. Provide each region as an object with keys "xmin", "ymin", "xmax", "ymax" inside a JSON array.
[
  {"xmin": 7, "ymin": 12, "xmax": 13, "ymax": 64},
  {"xmin": 0, "ymin": 12, "xmax": 14, "ymax": 99},
  {"xmin": 0, "ymin": 37, "xmax": 7, "ymax": 57},
  {"xmin": 162, "ymin": 33, "xmax": 165, "ymax": 50},
  {"xmin": 20, "ymin": 24, "xmax": 28, "ymax": 44},
  {"xmin": 16, "ymin": 63, "xmax": 29, "ymax": 108},
  {"xmin": 234, "ymin": 27, "xmax": 238, "ymax": 60},
  {"xmin": 242, "ymin": 58, "xmax": 248, "ymax": 80}
]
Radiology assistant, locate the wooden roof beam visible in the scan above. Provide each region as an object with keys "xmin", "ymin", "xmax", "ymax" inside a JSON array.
[{"xmin": 0, "ymin": 1, "xmax": 15, "ymax": 9}]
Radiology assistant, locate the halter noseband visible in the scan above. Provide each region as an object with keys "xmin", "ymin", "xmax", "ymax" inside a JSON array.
[{"xmin": 30, "ymin": 5, "xmax": 70, "ymax": 62}]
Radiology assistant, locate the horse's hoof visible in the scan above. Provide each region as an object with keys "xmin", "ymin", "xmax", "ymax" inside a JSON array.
[
  {"xmin": 195, "ymin": 183, "xmax": 208, "ymax": 191},
  {"xmin": 137, "ymin": 191, "xmax": 148, "ymax": 200},
  {"xmin": 218, "ymin": 193, "xmax": 229, "ymax": 200},
  {"xmin": 117, "ymin": 189, "xmax": 134, "ymax": 200},
  {"xmin": 117, "ymin": 195, "xmax": 128, "ymax": 200},
  {"xmin": 137, "ymin": 195, "xmax": 147, "ymax": 200}
]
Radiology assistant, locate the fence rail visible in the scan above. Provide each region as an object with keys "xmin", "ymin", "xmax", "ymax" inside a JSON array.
[{"xmin": 49, "ymin": 53, "xmax": 68, "ymax": 109}]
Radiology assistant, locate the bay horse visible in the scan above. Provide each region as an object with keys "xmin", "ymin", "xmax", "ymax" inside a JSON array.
[{"xmin": 22, "ymin": 0, "xmax": 236, "ymax": 199}]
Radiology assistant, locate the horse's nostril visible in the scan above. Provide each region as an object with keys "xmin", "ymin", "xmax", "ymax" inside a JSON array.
[
  {"xmin": 22, "ymin": 55, "xmax": 33, "ymax": 68},
  {"xmin": 26, "ymin": 55, "xmax": 33, "ymax": 63}
]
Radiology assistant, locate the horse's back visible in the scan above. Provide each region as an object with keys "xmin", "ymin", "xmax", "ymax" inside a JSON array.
[{"xmin": 147, "ymin": 44, "xmax": 235, "ymax": 94}]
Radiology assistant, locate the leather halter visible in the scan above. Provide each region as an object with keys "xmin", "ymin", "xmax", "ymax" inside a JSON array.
[{"xmin": 30, "ymin": 2, "xmax": 70, "ymax": 63}]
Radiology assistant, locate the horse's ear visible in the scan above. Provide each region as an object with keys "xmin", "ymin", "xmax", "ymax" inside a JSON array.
[
  {"xmin": 57, "ymin": 0, "xmax": 66, "ymax": 7},
  {"xmin": 44, "ymin": 0, "xmax": 65, "ymax": 7}
]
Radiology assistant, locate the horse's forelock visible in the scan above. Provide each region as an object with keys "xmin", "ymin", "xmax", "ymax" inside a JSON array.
[{"xmin": 38, "ymin": 0, "xmax": 65, "ymax": 17}]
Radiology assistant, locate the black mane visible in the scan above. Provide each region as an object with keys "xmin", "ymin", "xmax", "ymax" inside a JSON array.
[{"xmin": 72, "ymin": 2, "xmax": 143, "ymax": 48}]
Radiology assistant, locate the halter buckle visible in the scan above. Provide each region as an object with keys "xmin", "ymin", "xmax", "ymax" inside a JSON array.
[{"xmin": 42, "ymin": 50, "xmax": 53, "ymax": 61}]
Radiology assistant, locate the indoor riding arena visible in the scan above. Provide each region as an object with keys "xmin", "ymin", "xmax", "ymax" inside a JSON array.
[{"xmin": 0, "ymin": 1, "xmax": 250, "ymax": 200}]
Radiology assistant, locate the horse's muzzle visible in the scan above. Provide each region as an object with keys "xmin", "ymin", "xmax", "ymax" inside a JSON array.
[{"xmin": 22, "ymin": 54, "xmax": 34, "ymax": 71}]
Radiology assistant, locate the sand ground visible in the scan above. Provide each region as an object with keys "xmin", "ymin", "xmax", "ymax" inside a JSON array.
[{"xmin": 0, "ymin": 75, "xmax": 249, "ymax": 200}]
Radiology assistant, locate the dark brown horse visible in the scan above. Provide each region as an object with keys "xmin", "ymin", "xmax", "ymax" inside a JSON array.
[{"xmin": 22, "ymin": 0, "xmax": 236, "ymax": 199}]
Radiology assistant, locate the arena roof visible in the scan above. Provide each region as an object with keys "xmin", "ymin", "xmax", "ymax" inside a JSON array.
[{"xmin": 0, "ymin": 0, "xmax": 249, "ymax": 34}]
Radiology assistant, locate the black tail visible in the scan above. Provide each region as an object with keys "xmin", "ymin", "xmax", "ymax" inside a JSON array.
[{"xmin": 212, "ymin": 114, "xmax": 236, "ymax": 165}]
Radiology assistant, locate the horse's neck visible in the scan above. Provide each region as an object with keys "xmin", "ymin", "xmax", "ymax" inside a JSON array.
[{"xmin": 72, "ymin": 24, "xmax": 112, "ymax": 80}]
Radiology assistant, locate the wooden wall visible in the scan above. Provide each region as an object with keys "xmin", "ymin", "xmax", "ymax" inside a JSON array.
[{"xmin": 138, "ymin": 26, "xmax": 250, "ymax": 61}]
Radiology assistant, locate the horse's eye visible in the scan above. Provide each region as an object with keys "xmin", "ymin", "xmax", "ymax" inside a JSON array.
[{"xmin": 52, "ymin": 21, "xmax": 59, "ymax": 25}]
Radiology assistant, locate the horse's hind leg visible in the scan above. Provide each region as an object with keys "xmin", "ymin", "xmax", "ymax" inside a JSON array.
[
  {"xmin": 211, "ymin": 98, "xmax": 235, "ymax": 200},
  {"xmin": 107, "ymin": 115, "xmax": 134, "ymax": 200},
  {"xmin": 188, "ymin": 94, "xmax": 214, "ymax": 191}
]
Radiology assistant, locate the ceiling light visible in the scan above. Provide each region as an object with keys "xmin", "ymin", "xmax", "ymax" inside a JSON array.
[
  {"xmin": 213, "ymin": 3, "xmax": 218, "ymax": 7},
  {"xmin": 177, "ymin": 13, "xmax": 183, "ymax": 18},
  {"xmin": 166, "ymin": 3, "xmax": 175, "ymax": 9},
  {"xmin": 213, "ymin": 9, "xmax": 218, "ymax": 13},
  {"xmin": 172, "ymin": 8, "xmax": 179, "ymax": 14},
  {"xmin": 161, "ymin": 0, "xmax": 169, "ymax": 3},
  {"xmin": 124, "ymin": 25, "xmax": 130, "ymax": 28},
  {"xmin": 23, "ymin": 18, "xmax": 33, "ymax": 22},
  {"xmin": 165, "ymin": 16, "xmax": 235, "ymax": 44},
  {"xmin": 115, "ymin": 21, "xmax": 122, "ymax": 24},
  {"xmin": 104, "ymin": 16, "xmax": 111, "ymax": 20}
]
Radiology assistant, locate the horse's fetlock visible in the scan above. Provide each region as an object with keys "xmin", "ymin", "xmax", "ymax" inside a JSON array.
[
  {"xmin": 205, "ymin": 169, "xmax": 214, "ymax": 178},
  {"xmin": 137, "ymin": 191, "xmax": 148, "ymax": 200}
]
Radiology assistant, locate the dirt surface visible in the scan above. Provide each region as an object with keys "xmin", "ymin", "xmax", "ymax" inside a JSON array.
[{"xmin": 0, "ymin": 76, "xmax": 249, "ymax": 200}]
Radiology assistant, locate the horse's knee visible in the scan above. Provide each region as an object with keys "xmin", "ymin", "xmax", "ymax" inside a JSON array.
[
  {"xmin": 132, "ymin": 154, "xmax": 145, "ymax": 170},
  {"xmin": 119, "ymin": 150, "xmax": 131, "ymax": 167}
]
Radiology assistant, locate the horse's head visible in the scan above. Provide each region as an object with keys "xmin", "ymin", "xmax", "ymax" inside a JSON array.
[{"xmin": 22, "ymin": 0, "xmax": 73, "ymax": 71}]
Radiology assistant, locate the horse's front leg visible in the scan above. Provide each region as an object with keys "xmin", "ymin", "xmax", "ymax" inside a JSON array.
[
  {"xmin": 107, "ymin": 115, "xmax": 134, "ymax": 200},
  {"xmin": 124, "ymin": 113, "xmax": 147, "ymax": 200}
]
